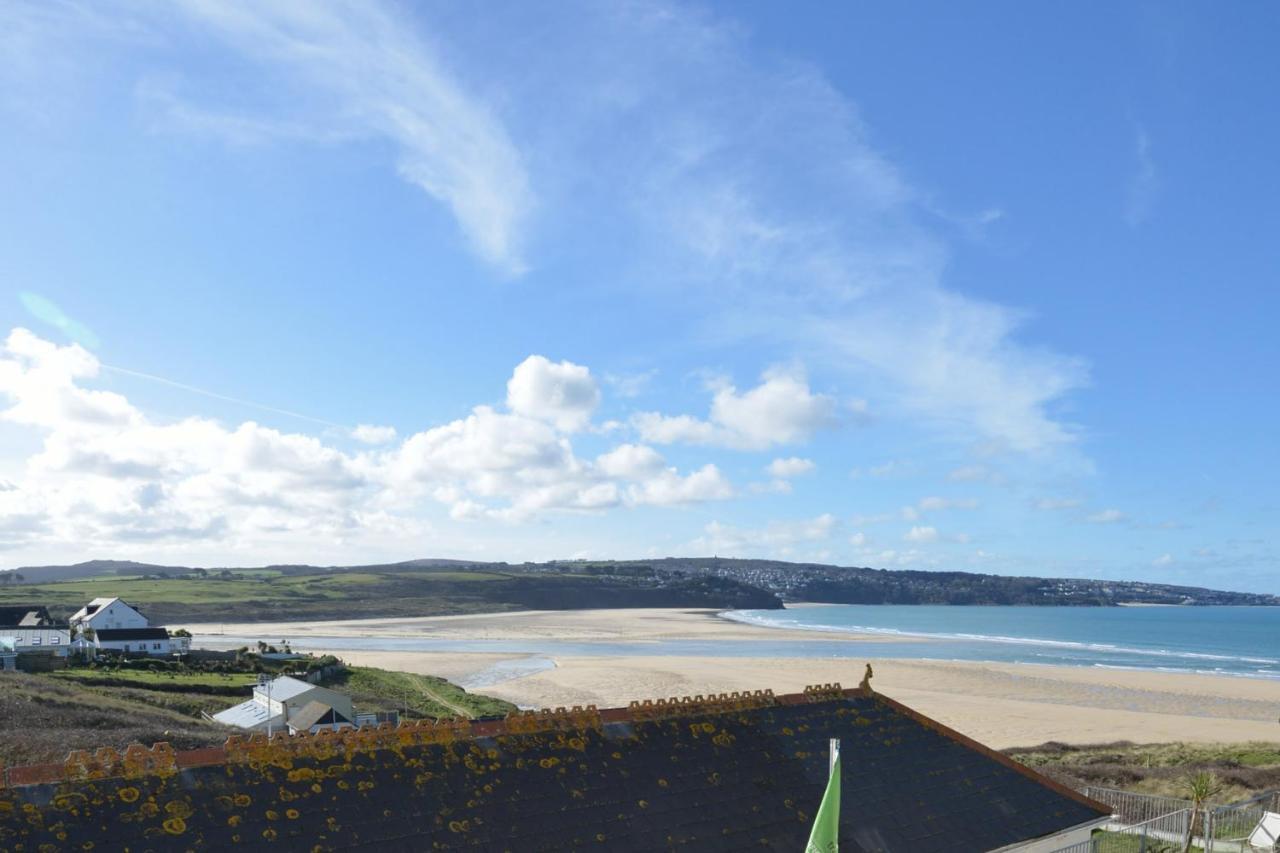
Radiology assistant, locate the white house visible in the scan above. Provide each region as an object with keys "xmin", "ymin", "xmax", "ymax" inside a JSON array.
[
  {"xmin": 211, "ymin": 675, "xmax": 354, "ymax": 732},
  {"xmin": 70, "ymin": 598, "xmax": 149, "ymax": 633},
  {"xmin": 0, "ymin": 626, "xmax": 72, "ymax": 656},
  {"xmin": 93, "ymin": 628, "xmax": 189, "ymax": 657}
]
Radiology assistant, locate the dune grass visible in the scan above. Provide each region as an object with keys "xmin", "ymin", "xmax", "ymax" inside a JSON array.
[{"xmin": 1008, "ymin": 741, "xmax": 1280, "ymax": 801}]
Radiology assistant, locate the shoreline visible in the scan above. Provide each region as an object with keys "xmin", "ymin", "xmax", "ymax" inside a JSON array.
[{"xmin": 181, "ymin": 607, "xmax": 1280, "ymax": 749}]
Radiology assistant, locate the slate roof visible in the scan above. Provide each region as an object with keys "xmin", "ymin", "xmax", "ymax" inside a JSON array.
[
  {"xmin": 94, "ymin": 628, "xmax": 170, "ymax": 641},
  {"xmin": 0, "ymin": 686, "xmax": 1110, "ymax": 851},
  {"xmin": 0, "ymin": 606, "xmax": 53, "ymax": 628},
  {"xmin": 288, "ymin": 700, "xmax": 352, "ymax": 732}
]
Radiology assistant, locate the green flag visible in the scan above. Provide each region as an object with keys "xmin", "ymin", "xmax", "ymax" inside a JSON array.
[{"xmin": 805, "ymin": 746, "xmax": 841, "ymax": 853}]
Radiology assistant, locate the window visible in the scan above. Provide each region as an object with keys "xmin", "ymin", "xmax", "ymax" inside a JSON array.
[
  {"xmin": 32, "ymin": 637, "xmax": 41, "ymax": 645},
  {"xmin": 51, "ymin": 635, "xmax": 60, "ymax": 644},
  {"xmin": 153, "ymin": 643, "xmax": 162, "ymax": 650}
]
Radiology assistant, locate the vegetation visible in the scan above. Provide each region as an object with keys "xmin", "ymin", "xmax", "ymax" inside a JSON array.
[
  {"xmin": 320, "ymin": 665, "xmax": 516, "ymax": 720},
  {"xmin": 7, "ymin": 556, "xmax": 1274, "ymax": 612},
  {"xmin": 0, "ymin": 563, "xmax": 781, "ymax": 624},
  {"xmin": 0, "ymin": 655, "xmax": 514, "ymax": 767},
  {"xmin": 0, "ymin": 671, "xmax": 226, "ymax": 766},
  {"xmin": 1007, "ymin": 741, "xmax": 1280, "ymax": 802}
]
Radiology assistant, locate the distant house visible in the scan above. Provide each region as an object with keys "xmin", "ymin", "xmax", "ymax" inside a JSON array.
[
  {"xmin": 70, "ymin": 598, "xmax": 149, "ymax": 633},
  {"xmin": 211, "ymin": 675, "xmax": 354, "ymax": 732},
  {"xmin": 287, "ymin": 700, "xmax": 355, "ymax": 735},
  {"xmin": 93, "ymin": 628, "xmax": 188, "ymax": 657},
  {"xmin": 0, "ymin": 606, "xmax": 54, "ymax": 628},
  {"xmin": 0, "ymin": 627, "xmax": 73, "ymax": 670}
]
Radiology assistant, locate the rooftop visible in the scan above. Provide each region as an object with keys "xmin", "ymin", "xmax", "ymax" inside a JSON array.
[
  {"xmin": 209, "ymin": 698, "xmax": 281, "ymax": 730},
  {"xmin": 0, "ymin": 683, "xmax": 1109, "ymax": 851},
  {"xmin": 93, "ymin": 628, "xmax": 170, "ymax": 641},
  {"xmin": 253, "ymin": 674, "xmax": 319, "ymax": 702}
]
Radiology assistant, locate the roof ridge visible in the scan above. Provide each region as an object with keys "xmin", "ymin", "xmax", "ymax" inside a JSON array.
[
  {"xmin": 871, "ymin": 692, "xmax": 1112, "ymax": 816},
  {"xmin": 1, "ymin": 677, "xmax": 1106, "ymax": 822},
  {"xmin": 1, "ymin": 683, "xmax": 867, "ymax": 789}
]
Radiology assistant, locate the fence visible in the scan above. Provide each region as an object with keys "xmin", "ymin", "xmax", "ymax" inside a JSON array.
[
  {"xmin": 1203, "ymin": 789, "xmax": 1280, "ymax": 852},
  {"xmin": 1085, "ymin": 786, "xmax": 1194, "ymax": 826},
  {"xmin": 1070, "ymin": 786, "xmax": 1280, "ymax": 853},
  {"xmin": 1049, "ymin": 810, "xmax": 1191, "ymax": 853}
]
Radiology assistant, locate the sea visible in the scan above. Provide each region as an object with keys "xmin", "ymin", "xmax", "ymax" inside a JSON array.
[
  {"xmin": 723, "ymin": 604, "xmax": 1280, "ymax": 680},
  {"xmin": 196, "ymin": 604, "xmax": 1280, "ymax": 686}
]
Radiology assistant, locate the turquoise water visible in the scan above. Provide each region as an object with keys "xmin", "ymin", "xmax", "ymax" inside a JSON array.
[
  {"xmin": 725, "ymin": 605, "xmax": 1280, "ymax": 679},
  {"xmin": 194, "ymin": 604, "xmax": 1280, "ymax": 681}
]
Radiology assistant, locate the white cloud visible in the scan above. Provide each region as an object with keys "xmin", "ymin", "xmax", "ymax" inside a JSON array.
[
  {"xmin": 603, "ymin": 370, "xmax": 656, "ymax": 399},
  {"xmin": 916, "ymin": 496, "xmax": 978, "ymax": 512},
  {"xmin": 848, "ymin": 531, "xmax": 867, "ymax": 547},
  {"xmin": 1125, "ymin": 127, "xmax": 1159, "ymax": 227},
  {"xmin": 351, "ymin": 424, "xmax": 397, "ymax": 445},
  {"xmin": 160, "ymin": 1, "xmax": 532, "ymax": 274},
  {"xmin": 1033, "ymin": 497, "xmax": 1082, "ymax": 511},
  {"xmin": 595, "ymin": 444, "xmax": 666, "ymax": 479},
  {"xmin": 766, "ymin": 457, "xmax": 815, "ymax": 478},
  {"xmin": 506, "ymin": 355, "xmax": 601, "ymax": 432},
  {"xmin": 0, "ymin": 330, "xmax": 737, "ymax": 554},
  {"xmin": 1086, "ymin": 508, "xmax": 1126, "ymax": 524},
  {"xmin": 0, "ymin": 328, "xmax": 140, "ymax": 430},
  {"xmin": 903, "ymin": 525, "xmax": 938, "ymax": 543},
  {"xmin": 634, "ymin": 367, "xmax": 835, "ymax": 450},
  {"xmin": 947, "ymin": 465, "xmax": 991, "ymax": 483},
  {"xmin": 1152, "ymin": 553, "xmax": 1174, "ymax": 566},
  {"xmin": 627, "ymin": 464, "xmax": 733, "ymax": 507},
  {"xmin": 694, "ymin": 513, "xmax": 837, "ymax": 556}
]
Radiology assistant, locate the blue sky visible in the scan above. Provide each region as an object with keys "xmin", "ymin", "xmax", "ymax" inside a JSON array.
[{"xmin": 0, "ymin": 1, "xmax": 1275, "ymax": 592}]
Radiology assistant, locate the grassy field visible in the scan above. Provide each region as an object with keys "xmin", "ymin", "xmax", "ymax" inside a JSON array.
[
  {"xmin": 1009, "ymin": 741, "xmax": 1280, "ymax": 802},
  {"xmin": 0, "ymin": 660, "xmax": 515, "ymax": 767},
  {"xmin": 0, "ymin": 569, "xmax": 525, "ymax": 623},
  {"xmin": 0, "ymin": 562, "xmax": 780, "ymax": 624},
  {"xmin": 0, "ymin": 671, "xmax": 227, "ymax": 766},
  {"xmin": 320, "ymin": 666, "xmax": 517, "ymax": 720}
]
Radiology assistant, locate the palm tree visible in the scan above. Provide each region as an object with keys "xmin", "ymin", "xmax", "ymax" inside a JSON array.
[{"xmin": 1182, "ymin": 771, "xmax": 1224, "ymax": 853}]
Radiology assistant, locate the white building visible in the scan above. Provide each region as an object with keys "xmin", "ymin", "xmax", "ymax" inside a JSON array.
[
  {"xmin": 70, "ymin": 598, "xmax": 149, "ymax": 633},
  {"xmin": 211, "ymin": 675, "xmax": 354, "ymax": 732},
  {"xmin": 93, "ymin": 628, "xmax": 188, "ymax": 657},
  {"xmin": 0, "ymin": 626, "xmax": 72, "ymax": 656}
]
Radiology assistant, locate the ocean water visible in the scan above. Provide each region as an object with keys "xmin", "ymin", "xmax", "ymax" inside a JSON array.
[
  {"xmin": 724, "ymin": 604, "xmax": 1280, "ymax": 680},
  {"xmin": 193, "ymin": 604, "xmax": 1280, "ymax": 681}
]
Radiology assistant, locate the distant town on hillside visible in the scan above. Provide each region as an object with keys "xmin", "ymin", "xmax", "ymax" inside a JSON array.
[{"xmin": 2, "ymin": 557, "xmax": 1275, "ymax": 619}]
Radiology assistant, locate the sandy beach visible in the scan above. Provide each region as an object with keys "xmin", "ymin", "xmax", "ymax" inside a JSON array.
[{"xmin": 184, "ymin": 608, "xmax": 1280, "ymax": 750}]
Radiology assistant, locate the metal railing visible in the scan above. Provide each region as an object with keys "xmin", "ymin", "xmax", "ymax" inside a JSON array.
[
  {"xmin": 1047, "ymin": 810, "xmax": 1193, "ymax": 853},
  {"xmin": 1085, "ymin": 786, "xmax": 1194, "ymax": 826},
  {"xmin": 1202, "ymin": 789, "xmax": 1280, "ymax": 852},
  {"xmin": 1073, "ymin": 786, "xmax": 1280, "ymax": 853}
]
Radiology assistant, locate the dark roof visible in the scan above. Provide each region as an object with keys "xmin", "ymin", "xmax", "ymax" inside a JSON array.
[
  {"xmin": 0, "ymin": 687, "xmax": 1109, "ymax": 851},
  {"xmin": 0, "ymin": 606, "xmax": 53, "ymax": 628},
  {"xmin": 287, "ymin": 700, "xmax": 352, "ymax": 732},
  {"xmin": 93, "ymin": 628, "xmax": 170, "ymax": 641}
]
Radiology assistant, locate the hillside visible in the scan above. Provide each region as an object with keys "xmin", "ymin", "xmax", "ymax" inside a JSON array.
[
  {"xmin": 5, "ymin": 556, "xmax": 1274, "ymax": 612},
  {"xmin": 0, "ymin": 661, "xmax": 517, "ymax": 767},
  {"xmin": 0, "ymin": 563, "xmax": 782, "ymax": 624}
]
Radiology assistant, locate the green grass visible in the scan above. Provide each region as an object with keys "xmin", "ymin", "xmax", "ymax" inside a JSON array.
[
  {"xmin": 50, "ymin": 668, "xmax": 260, "ymax": 689},
  {"xmin": 320, "ymin": 666, "xmax": 516, "ymax": 721},
  {"xmin": 1091, "ymin": 831, "xmax": 1199, "ymax": 853},
  {"xmin": 1008, "ymin": 741, "xmax": 1280, "ymax": 802}
]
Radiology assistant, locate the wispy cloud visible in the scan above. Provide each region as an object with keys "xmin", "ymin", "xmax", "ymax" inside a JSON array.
[
  {"xmin": 160, "ymin": 1, "xmax": 533, "ymax": 274},
  {"xmin": 1125, "ymin": 126, "xmax": 1159, "ymax": 226}
]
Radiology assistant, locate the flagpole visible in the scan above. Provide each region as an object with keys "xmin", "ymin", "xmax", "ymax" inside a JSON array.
[{"xmin": 829, "ymin": 738, "xmax": 839, "ymax": 777}]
